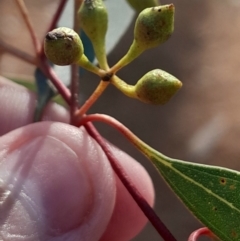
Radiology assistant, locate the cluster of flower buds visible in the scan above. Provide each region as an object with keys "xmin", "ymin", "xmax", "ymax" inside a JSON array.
[{"xmin": 44, "ymin": 1, "xmax": 181, "ymax": 105}]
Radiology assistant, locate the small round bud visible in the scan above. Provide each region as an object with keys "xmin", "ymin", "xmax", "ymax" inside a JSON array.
[
  {"xmin": 134, "ymin": 69, "xmax": 182, "ymax": 104},
  {"xmin": 44, "ymin": 27, "xmax": 84, "ymax": 66},
  {"xmin": 134, "ymin": 4, "xmax": 174, "ymax": 50},
  {"xmin": 126, "ymin": 0, "xmax": 159, "ymax": 13}
]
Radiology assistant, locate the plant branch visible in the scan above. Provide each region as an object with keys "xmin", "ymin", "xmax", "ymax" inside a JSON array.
[
  {"xmin": 79, "ymin": 114, "xmax": 149, "ymax": 156},
  {"xmin": 0, "ymin": 39, "xmax": 71, "ymax": 106},
  {"xmin": 45, "ymin": 0, "xmax": 69, "ymax": 35},
  {"xmin": 39, "ymin": 0, "xmax": 68, "ymax": 58},
  {"xmin": 15, "ymin": 0, "xmax": 41, "ymax": 55},
  {"xmin": 70, "ymin": 64, "xmax": 79, "ymax": 124},
  {"xmin": 75, "ymin": 80, "xmax": 109, "ymax": 118},
  {"xmin": 0, "ymin": 38, "xmax": 70, "ymax": 107},
  {"xmin": 0, "ymin": 40, "xmax": 37, "ymax": 65},
  {"xmin": 69, "ymin": 0, "xmax": 82, "ymax": 125},
  {"xmin": 38, "ymin": 58, "xmax": 71, "ymax": 105},
  {"xmin": 82, "ymin": 118, "xmax": 177, "ymax": 241}
]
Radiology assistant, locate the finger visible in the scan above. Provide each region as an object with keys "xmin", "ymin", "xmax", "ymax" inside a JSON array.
[
  {"xmin": 0, "ymin": 122, "xmax": 116, "ymax": 241},
  {"xmin": 0, "ymin": 76, "xmax": 70, "ymax": 136}
]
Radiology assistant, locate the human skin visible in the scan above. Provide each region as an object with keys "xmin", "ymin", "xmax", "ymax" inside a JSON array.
[{"xmin": 0, "ymin": 77, "xmax": 154, "ymax": 241}]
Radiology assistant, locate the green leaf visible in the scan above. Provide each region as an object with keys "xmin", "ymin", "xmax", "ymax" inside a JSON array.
[{"xmin": 146, "ymin": 148, "xmax": 240, "ymax": 241}]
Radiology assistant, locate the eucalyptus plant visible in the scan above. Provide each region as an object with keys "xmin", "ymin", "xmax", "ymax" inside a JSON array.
[{"xmin": 1, "ymin": 0, "xmax": 239, "ymax": 241}]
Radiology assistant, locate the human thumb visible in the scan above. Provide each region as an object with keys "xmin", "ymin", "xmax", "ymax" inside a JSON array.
[{"xmin": 0, "ymin": 122, "xmax": 116, "ymax": 241}]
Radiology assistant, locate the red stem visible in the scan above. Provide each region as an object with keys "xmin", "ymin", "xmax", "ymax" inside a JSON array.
[
  {"xmin": 38, "ymin": 57, "xmax": 71, "ymax": 105},
  {"xmin": 38, "ymin": 0, "xmax": 71, "ymax": 106},
  {"xmin": 0, "ymin": 39, "xmax": 37, "ymax": 65},
  {"xmin": 70, "ymin": 0, "xmax": 82, "ymax": 125},
  {"xmin": 70, "ymin": 64, "xmax": 80, "ymax": 124},
  {"xmin": 39, "ymin": 0, "xmax": 68, "ymax": 58},
  {"xmin": 83, "ymin": 121, "xmax": 177, "ymax": 241},
  {"xmin": 79, "ymin": 114, "xmax": 148, "ymax": 155},
  {"xmin": 188, "ymin": 227, "xmax": 215, "ymax": 241},
  {"xmin": 15, "ymin": 0, "xmax": 41, "ymax": 55},
  {"xmin": 45, "ymin": 0, "xmax": 69, "ymax": 35}
]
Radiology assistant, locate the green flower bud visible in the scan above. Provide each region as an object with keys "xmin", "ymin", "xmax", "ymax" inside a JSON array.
[
  {"xmin": 110, "ymin": 4, "xmax": 174, "ymax": 73},
  {"xmin": 134, "ymin": 69, "xmax": 182, "ymax": 104},
  {"xmin": 78, "ymin": 0, "xmax": 108, "ymax": 68},
  {"xmin": 111, "ymin": 69, "xmax": 182, "ymax": 105},
  {"xmin": 134, "ymin": 4, "xmax": 175, "ymax": 50},
  {"xmin": 44, "ymin": 27, "xmax": 83, "ymax": 66},
  {"xmin": 126, "ymin": 0, "xmax": 159, "ymax": 13}
]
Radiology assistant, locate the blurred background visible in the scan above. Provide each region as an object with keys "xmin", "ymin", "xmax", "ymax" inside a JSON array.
[{"xmin": 1, "ymin": 0, "xmax": 240, "ymax": 240}]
